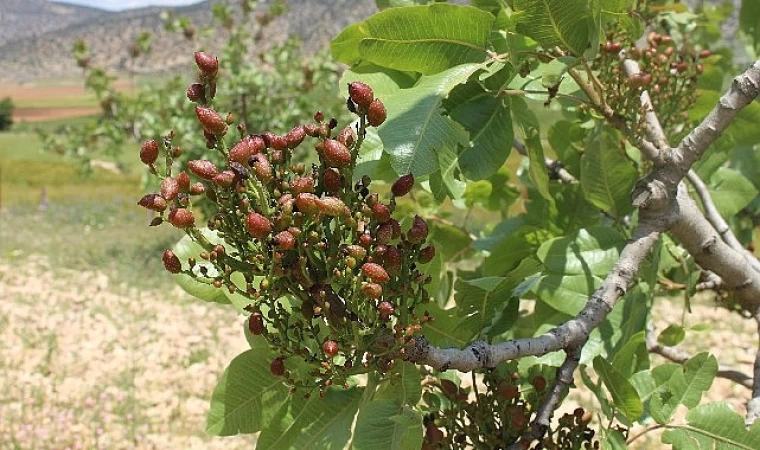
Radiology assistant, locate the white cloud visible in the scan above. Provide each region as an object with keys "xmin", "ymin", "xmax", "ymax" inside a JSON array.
[{"xmin": 52, "ymin": 0, "xmax": 206, "ymax": 12}]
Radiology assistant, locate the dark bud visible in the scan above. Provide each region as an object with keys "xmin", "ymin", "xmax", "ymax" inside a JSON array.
[
  {"xmin": 162, "ymin": 250, "xmax": 182, "ymax": 273},
  {"xmin": 391, "ymin": 173, "xmax": 414, "ymax": 197}
]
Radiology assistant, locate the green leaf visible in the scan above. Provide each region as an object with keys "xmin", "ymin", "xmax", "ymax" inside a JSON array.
[
  {"xmin": 536, "ymin": 227, "xmax": 624, "ymax": 277},
  {"xmin": 353, "ymin": 400, "xmax": 423, "ymax": 450},
  {"xmin": 414, "ymin": 302, "xmax": 473, "ymax": 348},
  {"xmin": 330, "ymin": 22, "xmax": 370, "ymax": 66},
  {"xmin": 206, "ymin": 349, "xmax": 290, "ymax": 436},
  {"xmin": 172, "ymin": 229, "xmax": 230, "ymax": 305},
  {"xmin": 508, "ymin": 96, "xmax": 552, "ymax": 202},
  {"xmin": 657, "ymin": 324, "xmax": 686, "ymax": 347},
  {"xmin": 532, "ymin": 274, "xmax": 602, "ymax": 316},
  {"xmin": 593, "ymin": 356, "xmax": 644, "ymax": 422},
  {"xmin": 428, "ymin": 218, "xmax": 472, "ymax": 261},
  {"xmin": 707, "ymin": 167, "xmax": 759, "ymax": 218},
  {"xmin": 433, "ymin": 145, "xmax": 467, "ymax": 200},
  {"xmin": 484, "ymin": 226, "xmax": 553, "ymax": 276},
  {"xmin": 375, "ymin": 362, "xmax": 423, "ymax": 405},
  {"xmin": 256, "ymin": 387, "xmax": 362, "ymax": 450},
  {"xmin": 513, "ymin": 0, "xmax": 593, "ymax": 55},
  {"xmin": 580, "ymin": 127, "xmax": 638, "ymax": 217},
  {"xmin": 463, "ymin": 180, "xmax": 493, "ymax": 207},
  {"xmin": 741, "ymin": 0, "xmax": 760, "ymax": 53},
  {"xmin": 353, "ymin": 4, "xmax": 494, "ymax": 74},
  {"xmin": 376, "ymin": 0, "xmax": 430, "ymax": 10},
  {"xmin": 663, "ymin": 402, "xmax": 760, "ymax": 449},
  {"xmin": 377, "ymin": 64, "xmax": 483, "ymax": 176},
  {"xmin": 611, "ymin": 331, "xmax": 647, "ymax": 379},
  {"xmin": 457, "ymin": 258, "xmax": 543, "ymax": 335},
  {"xmin": 448, "ymin": 77, "xmax": 515, "ymax": 180},
  {"xmin": 651, "ymin": 353, "xmax": 718, "ymax": 424}
]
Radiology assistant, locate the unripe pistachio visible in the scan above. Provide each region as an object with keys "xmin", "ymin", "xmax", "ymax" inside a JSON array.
[
  {"xmin": 294, "ymin": 193, "xmax": 320, "ymax": 216},
  {"xmin": 195, "ymin": 105, "xmax": 227, "ymax": 135},
  {"xmin": 161, "ymin": 176, "xmax": 180, "ymax": 201},
  {"xmin": 361, "ymin": 263, "xmax": 390, "ymax": 284},
  {"xmin": 407, "ymin": 215, "xmax": 429, "ymax": 244},
  {"xmin": 176, "ymin": 171, "xmax": 191, "ymax": 192},
  {"xmin": 194, "ymin": 51, "xmax": 218, "ymax": 79},
  {"xmin": 162, "ymin": 249, "xmax": 182, "ymax": 273},
  {"xmin": 168, "ymin": 208, "xmax": 195, "ymax": 229},
  {"xmin": 348, "ymin": 82, "xmax": 374, "ymax": 110},
  {"xmin": 361, "ymin": 282, "xmax": 383, "ymax": 299},
  {"xmin": 248, "ymin": 312, "xmax": 265, "ymax": 335},
  {"xmin": 229, "ymin": 135, "xmax": 265, "ymax": 165},
  {"xmin": 188, "ymin": 159, "xmax": 220, "ymax": 180},
  {"xmin": 273, "ymin": 230, "xmax": 296, "ymax": 251},
  {"xmin": 318, "ymin": 196, "xmax": 349, "ymax": 217},
  {"xmin": 290, "ymin": 177, "xmax": 315, "ymax": 195},
  {"xmin": 246, "ymin": 212, "xmax": 272, "ymax": 239},
  {"xmin": 418, "ymin": 245, "xmax": 436, "ymax": 264},
  {"xmin": 323, "ymin": 139, "xmax": 351, "ymax": 168},
  {"xmin": 286, "ymin": 125, "xmax": 306, "ymax": 149},
  {"xmin": 372, "ymin": 203, "xmax": 392, "ymax": 224},
  {"xmin": 189, "ymin": 182, "xmax": 205, "ymax": 195},
  {"xmin": 344, "ymin": 245, "xmax": 367, "ymax": 260},
  {"xmin": 323, "ymin": 168, "xmax": 342, "ymax": 193},
  {"xmin": 367, "ymin": 99, "xmax": 387, "ymax": 127},
  {"xmin": 186, "ymin": 83, "xmax": 206, "ymax": 103},
  {"xmin": 248, "ymin": 155, "xmax": 273, "ymax": 183},
  {"xmin": 140, "ymin": 139, "xmax": 159, "ymax": 165},
  {"xmin": 385, "ymin": 246, "xmax": 402, "ymax": 275},
  {"xmin": 322, "ymin": 340, "xmax": 339, "ymax": 358},
  {"xmin": 337, "ymin": 126, "xmax": 356, "ymax": 147},
  {"xmin": 138, "ymin": 193, "xmax": 167, "ymax": 212},
  {"xmin": 377, "ymin": 301, "xmax": 394, "ymax": 315},
  {"xmin": 213, "ymin": 170, "xmax": 236, "ymax": 187},
  {"xmin": 270, "ymin": 356, "xmax": 286, "ymax": 376},
  {"xmin": 391, "ymin": 173, "xmax": 414, "ymax": 197}
]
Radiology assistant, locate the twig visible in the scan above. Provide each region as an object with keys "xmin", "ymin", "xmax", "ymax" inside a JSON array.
[
  {"xmin": 512, "ymin": 140, "xmax": 578, "ymax": 184},
  {"xmin": 696, "ymin": 271, "xmax": 723, "ymax": 291},
  {"xmin": 620, "ymin": 58, "xmax": 669, "ymax": 151},
  {"xmin": 646, "ymin": 323, "xmax": 753, "ymax": 390},
  {"xmin": 748, "ymin": 310, "xmax": 760, "ymax": 425}
]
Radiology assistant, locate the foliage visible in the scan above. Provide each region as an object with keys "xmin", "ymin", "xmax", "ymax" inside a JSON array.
[
  {"xmin": 0, "ymin": 97, "xmax": 13, "ymax": 131},
  {"xmin": 129, "ymin": 0, "xmax": 760, "ymax": 449}
]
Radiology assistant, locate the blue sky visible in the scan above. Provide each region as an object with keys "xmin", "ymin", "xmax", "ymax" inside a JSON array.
[{"xmin": 52, "ymin": 0, "xmax": 206, "ymax": 11}]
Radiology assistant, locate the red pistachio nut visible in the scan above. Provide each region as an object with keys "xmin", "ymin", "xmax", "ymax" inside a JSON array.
[
  {"xmin": 322, "ymin": 168, "xmax": 342, "ymax": 193},
  {"xmin": 248, "ymin": 312, "xmax": 265, "ymax": 335},
  {"xmin": 285, "ymin": 125, "xmax": 306, "ymax": 149},
  {"xmin": 391, "ymin": 173, "xmax": 414, "ymax": 197},
  {"xmin": 384, "ymin": 246, "xmax": 402, "ymax": 275},
  {"xmin": 168, "ymin": 208, "xmax": 195, "ymax": 229},
  {"xmin": 186, "ymin": 83, "xmax": 206, "ymax": 103},
  {"xmin": 294, "ymin": 193, "xmax": 321, "ymax": 216},
  {"xmin": 176, "ymin": 172, "xmax": 191, "ymax": 192},
  {"xmin": 367, "ymin": 99, "xmax": 387, "ymax": 127},
  {"xmin": 418, "ymin": 245, "xmax": 436, "ymax": 264},
  {"xmin": 137, "ymin": 193, "xmax": 167, "ymax": 212},
  {"xmin": 361, "ymin": 282, "xmax": 383, "ymax": 299},
  {"xmin": 139, "ymin": 139, "xmax": 159, "ymax": 165},
  {"xmin": 195, "ymin": 105, "xmax": 227, "ymax": 135},
  {"xmin": 361, "ymin": 263, "xmax": 390, "ymax": 284},
  {"xmin": 322, "ymin": 340, "xmax": 339, "ymax": 358},
  {"xmin": 160, "ymin": 176, "xmax": 180, "ymax": 201},
  {"xmin": 194, "ymin": 51, "xmax": 218, "ymax": 80},
  {"xmin": 229, "ymin": 135, "xmax": 264, "ymax": 165},
  {"xmin": 270, "ymin": 356, "xmax": 286, "ymax": 376},
  {"xmin": 188, "ymin": 159, "xmax": 219, "ymax": 180},
  {"xmin": 348, "ymin": 81, "xmax": 374, "ymax": 110},
  {"xmin": 323, "ymin": 139, "xmax": 352, "ymax": 168},
  {"xmin": 246, "ymin": 212, "xmax": 272, "ymax": 239},
  {"xmin": 372, "ymin": 203, "xmax": 391, "ymax": 224},
  {"xmin": 162, "ymin": 249, "xmax": 182, "ymax": 273},
  {"xmin": 273, "ymin": 230, "xmax": 296, "ymax": 251},
  {"xmin": 249, "ymin": 154, "xmax": 273, "ymax": 183},
  {"xmin": 290, "ymin": 177, "xmax": 315, "ymax": 195},
  {"xmin": 337, "ymin": 126, "xmax": 356, "ymax": 147},
  {"xmin": 213, "ymin": 170, "xmax": 236, "ymax": 187},
  {"xmin": 377, "ymin": 301, "xmax": 395, "ymax": 315},
  {"xmin": 407, "ymin": 215, "xmax": 429, "ymax": 244}
]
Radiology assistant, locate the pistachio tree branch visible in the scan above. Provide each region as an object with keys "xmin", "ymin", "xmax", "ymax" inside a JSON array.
[
  {"xmin": 686, "ymin": 169, "xmax": 760, "ymax": 273},
  {"xmin": 406, "ymin": 216, "xmax": 665, "ymax": 371},
  {"xmin": 620, "ymin": 58, "xmax": 669, "ymax": 152},
  {"xmin": 749, "ymin": 311, "xmax": 760, "ymax": 425},
  {"xmin": 646, "ymin": 322, "xmax": 753, "ymax": 389}
]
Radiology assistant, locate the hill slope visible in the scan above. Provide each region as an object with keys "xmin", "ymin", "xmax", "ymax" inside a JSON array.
[{"xmin": 0, "ymin": 0, "xmax": 376, "ymax": 83}]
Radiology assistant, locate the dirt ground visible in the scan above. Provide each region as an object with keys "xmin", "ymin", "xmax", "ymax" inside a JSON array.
[
  {"xmin": 14, "ymin": 107, "xmax": 101, "ymax": 122},
  {"xmin": 0, "ymin": 255, "xmax": 755, "ymax": 449}
]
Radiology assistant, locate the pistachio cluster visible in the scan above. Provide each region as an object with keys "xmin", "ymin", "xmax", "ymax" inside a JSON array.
[
  {"xmin": 422, "ymin": 365, "xmax": 603, "ymax": 450},
  {"xmin": 139, "ymin": 52, "xmax": 437, "ymax": 392},
  {"xmin": 592, "ymin": 29, "xmax": 705, "ymax": 137}
]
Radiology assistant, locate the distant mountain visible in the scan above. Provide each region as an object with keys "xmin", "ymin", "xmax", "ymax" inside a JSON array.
[
  {"xmin": 0, "ymin": 0, "xmax": 106, "ymax": 46},
  {"xmin": 0, "ymin": 0, "xmax": 376, "ymax": 83}
]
